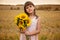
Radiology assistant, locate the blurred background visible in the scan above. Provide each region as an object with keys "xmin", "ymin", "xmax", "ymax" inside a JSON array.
[{"xmin": 0, "ymin": 0, "xmax": 60, "ymax": 40}]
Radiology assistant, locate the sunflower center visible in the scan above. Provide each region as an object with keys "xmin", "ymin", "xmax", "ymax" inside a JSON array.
[
  {"xmin": 21, "ymin": 16, "xmax": 25, "ymax": 19},
  {"xmin": 26, "ymin": 20, "xmax": 29, "ymax": 24},
  {"xmin": 19, "ymin": 21, "xmax": 23, "ymax": 24}
]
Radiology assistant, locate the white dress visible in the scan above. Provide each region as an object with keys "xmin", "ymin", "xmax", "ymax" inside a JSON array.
[{"xmin": 20, "ymin": 16, "xmax": 38, "ymax": 40}]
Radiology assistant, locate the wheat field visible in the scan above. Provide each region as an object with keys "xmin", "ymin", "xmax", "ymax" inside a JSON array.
[{"xmin": 0, "ymin": 10, "xmax": 60, "ymax": 40}]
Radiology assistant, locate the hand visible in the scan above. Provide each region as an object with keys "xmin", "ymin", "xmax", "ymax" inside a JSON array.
[
  {"xmin": 20, "ymin": 29, "xmax": 26, "ymax": 33},
  {"xmin": 25, "ymin": 31, "xmax": 31, "ymax": 35}
]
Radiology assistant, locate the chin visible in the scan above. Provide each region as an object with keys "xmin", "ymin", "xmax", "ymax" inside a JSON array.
[{"xmin": 28, "ymin": 13, "xmax": 32, "ymax": 14}]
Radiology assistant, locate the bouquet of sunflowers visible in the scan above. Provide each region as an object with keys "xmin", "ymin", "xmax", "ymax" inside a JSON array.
[{"xmin": 15, "ymin": 13, "xmax": 31, "ymax": 31}]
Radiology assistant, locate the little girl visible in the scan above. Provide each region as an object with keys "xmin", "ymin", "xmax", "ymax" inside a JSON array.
[{"xmin": 20, "ymin": 1, "xmax": 41, "ymax": 40}]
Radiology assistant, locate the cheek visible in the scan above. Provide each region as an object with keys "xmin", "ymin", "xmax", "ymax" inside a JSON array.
[
  {"xmin": 32, "ymin": 7, "xmax": 35, "ymax": 11},
  {"xmin": 30, "ymin": 7, "xmax": 35, "ymax": 12},
  {"xmin": 26, "ymin": 9, "xmax": 29, "ymax": 12}
]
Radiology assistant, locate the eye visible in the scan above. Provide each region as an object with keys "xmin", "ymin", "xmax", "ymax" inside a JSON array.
[
  {"xmin": 26, "ymin": 7, "xmax": 28, "ymax": 9},
  {"xmin": 29, "ymin": 5, "xmax": 32, "ymax": 7}
]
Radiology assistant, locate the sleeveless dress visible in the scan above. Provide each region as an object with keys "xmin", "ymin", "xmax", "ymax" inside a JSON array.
[{"xmin": 20, "ymin": 16, "xmax": 38, "ymax": 40}]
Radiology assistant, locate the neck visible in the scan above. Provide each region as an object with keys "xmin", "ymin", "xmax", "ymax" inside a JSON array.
[
  {"xmin": 29, "ymin": 13, "xmax": 35, "ymax": 17},
  {"xmin": 29, "ymin": 12, "xmax": 35, "ymax": 16}
]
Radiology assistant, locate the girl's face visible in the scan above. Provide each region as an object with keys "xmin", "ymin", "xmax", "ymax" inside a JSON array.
[{"xmin": 25, "ymin": 5, "xmax": 35, "ymax": 14}]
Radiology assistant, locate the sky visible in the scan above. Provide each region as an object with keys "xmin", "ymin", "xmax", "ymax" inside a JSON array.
[{"xmin": 0, "ymin": 0, "xmax": 60, "ymax": 5}]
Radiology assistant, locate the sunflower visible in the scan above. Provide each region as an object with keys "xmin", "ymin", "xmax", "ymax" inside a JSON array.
[
  {"xmin": 14, "ymin": 13, "xmax": 28, "ymax": 25},
  {"xmin": 19, "ymin": 24, "xmax": 26, "ymax": 30},
  {"xmin": 19, "ymin": 13, "xmax": 28, "ymax": 20},
  {"xmin": 14, "ymin": 13, "xmax": 31, "ymax": 30},
  {"xmin": 14, "ymin": 15, "xmax": 20, "ymax": 24},
  {"xmin": 24, "ymin": 18, "xmax": 31, "ymax": 27}
]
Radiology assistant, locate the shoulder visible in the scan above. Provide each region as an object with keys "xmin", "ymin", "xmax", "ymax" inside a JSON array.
[
  {"xmin": 37, "ymin": 16, "xmax": 41, "ymax": 20},
  {"xmin": 37, "ymin": 16, "xmax": 41, "ymax": 23}
]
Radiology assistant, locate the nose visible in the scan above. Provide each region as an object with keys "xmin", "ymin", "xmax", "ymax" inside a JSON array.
[{"xmin": 28, "ymin": 7, "xmax": 31, "ymax": 10}]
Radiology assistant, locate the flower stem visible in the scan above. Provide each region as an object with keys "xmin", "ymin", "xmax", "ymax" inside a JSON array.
[{"xmin": 26, "ymin": 35, "xmax": 29, "ymax": 40}]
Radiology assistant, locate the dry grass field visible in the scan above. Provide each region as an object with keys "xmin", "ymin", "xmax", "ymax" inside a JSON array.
[{"xmin": 0, "ymin": 10, "xmax": 60, "ymax": 40}]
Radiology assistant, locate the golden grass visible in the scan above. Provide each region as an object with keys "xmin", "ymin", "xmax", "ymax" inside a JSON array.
[{"xmin": 0, "ymin": 10, "xmax": 60, "ymax": 40}]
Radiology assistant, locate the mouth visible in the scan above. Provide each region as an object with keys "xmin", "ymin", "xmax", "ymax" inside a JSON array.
[{"xmin": 29, "ymin": 10, "xmax": 32, "ymax": 12}]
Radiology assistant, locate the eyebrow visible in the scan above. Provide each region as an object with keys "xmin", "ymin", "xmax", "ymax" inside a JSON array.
[{"xmin": 26, "ymin": 5, "xmax": 32, "ymax": 7}]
